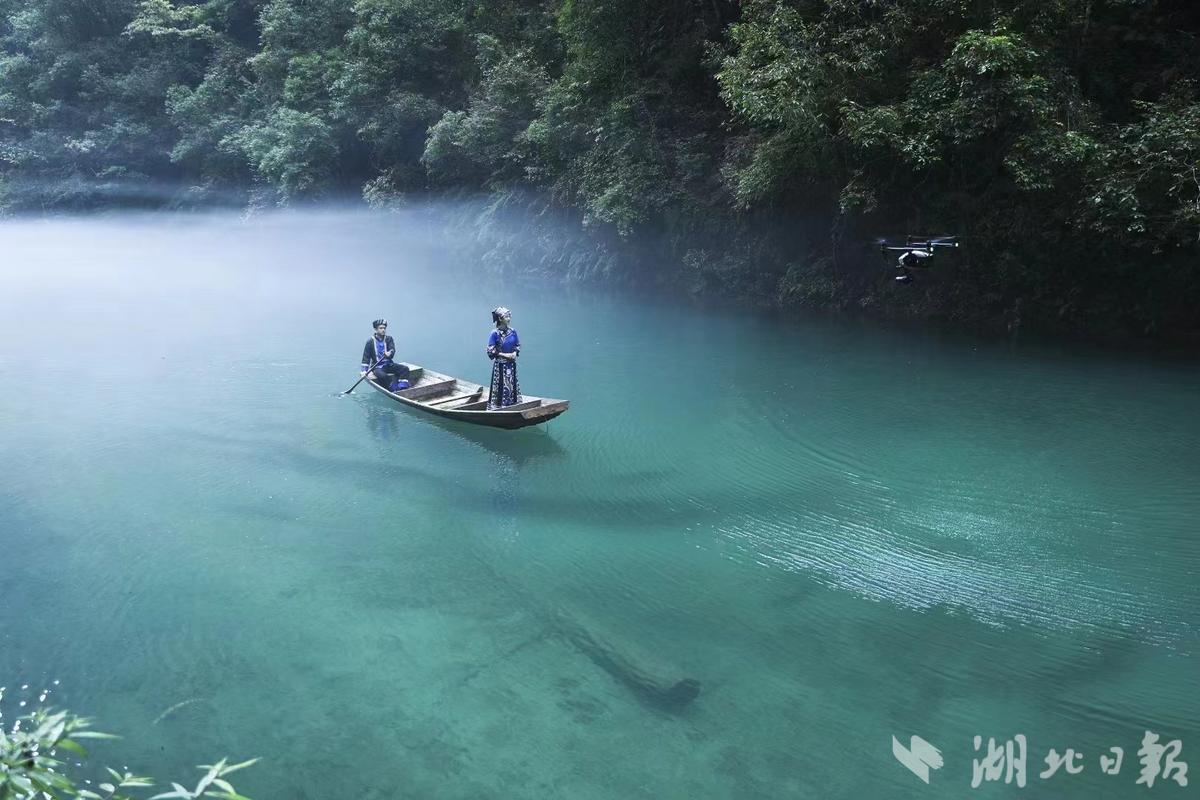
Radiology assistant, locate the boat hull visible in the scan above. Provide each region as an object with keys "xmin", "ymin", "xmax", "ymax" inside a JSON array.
[{"xmin": 365, "ymin": 364, "xmax": 569, "ymax": 429}]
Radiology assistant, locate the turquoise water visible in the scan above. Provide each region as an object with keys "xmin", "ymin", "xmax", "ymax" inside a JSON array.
[{"xmin": 0, "ymin": 210, "xmax": 1197, "ymax": 798}]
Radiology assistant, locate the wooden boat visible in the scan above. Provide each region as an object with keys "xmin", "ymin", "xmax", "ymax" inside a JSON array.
[{"xmin": 366, "ymin": 363, "xmax": 569, "ymax": 429}]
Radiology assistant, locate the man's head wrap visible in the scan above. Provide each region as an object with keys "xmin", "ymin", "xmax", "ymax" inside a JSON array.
[{"xmin": 372, "ymin": 319, "xmax": 388, "ymax": 329}]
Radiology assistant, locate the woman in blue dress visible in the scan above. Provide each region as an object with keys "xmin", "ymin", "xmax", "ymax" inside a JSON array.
[{"xmin": 486, "ymin": 307, "xmax": 521, "ymax": 409}]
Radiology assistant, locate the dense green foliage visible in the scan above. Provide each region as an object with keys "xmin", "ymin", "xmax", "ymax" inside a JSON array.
[
  {"xmin": 0, "ymin": 706, "xmax": 253, "ymax": 799},
  {"xmin": 1, "ymin": 0, "xmax": 1198, "ymax": 338}
]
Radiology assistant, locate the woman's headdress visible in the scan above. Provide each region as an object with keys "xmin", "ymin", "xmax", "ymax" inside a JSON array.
[{"xmin": 491, "ymin": 307, "xmax": 511, "ymax": 325}]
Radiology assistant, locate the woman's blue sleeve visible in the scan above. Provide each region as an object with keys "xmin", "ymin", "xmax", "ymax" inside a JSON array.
[{"xmin": 487, "ymin": 330, "xmax": 499, "ymax": 359}]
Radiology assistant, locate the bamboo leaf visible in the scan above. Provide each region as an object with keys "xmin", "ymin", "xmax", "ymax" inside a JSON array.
[
  {"xmin": 194, "ymin": 762, "xmax": 221, "ymax": 795},
  {"xmin": 57, "ymin": 738, "xmax": 88, "ymax": 756},
  {"xmin": 218, "ymin": 758, "xmax": 259, "ymax": 775}
]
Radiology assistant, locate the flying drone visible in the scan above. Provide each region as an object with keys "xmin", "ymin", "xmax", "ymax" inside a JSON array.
[{"xmin": 877, "ymin": 235, "xmax": 959, "ymax": 282}]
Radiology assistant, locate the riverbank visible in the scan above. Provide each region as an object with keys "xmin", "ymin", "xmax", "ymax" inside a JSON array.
[{"xmin": 427, "ymin": 193, "xmax": 1200, "ymax": 348}]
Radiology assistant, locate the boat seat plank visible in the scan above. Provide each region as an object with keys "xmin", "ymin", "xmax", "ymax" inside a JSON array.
[
  {"xmin": 397, "ymin": 378, "xmax": 456, "ymax": 400},
  {"xmin": 457, "ymin": 399, "xmax": 543, "ymax": 412},
  {"xmin": 498, "ymin": 400, "xmax": 543, "ymax": 412},
  {"xmin": 427, "ymin": 390, "xmax": 482, "ymax": 406}
]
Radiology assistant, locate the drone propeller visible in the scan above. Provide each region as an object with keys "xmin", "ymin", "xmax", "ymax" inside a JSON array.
[
  {"xmin": 876, "ymin": 234, "xmax": 958, "ymax": 248},
  {"xmin": 908, "ymin": 234, "xmax": 959, "ymax": 248}
]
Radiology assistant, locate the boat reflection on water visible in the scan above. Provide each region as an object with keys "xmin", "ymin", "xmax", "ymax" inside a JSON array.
[
  {"xmin": 426, "ymin": 408, "xmax": 567, "ymax": 527},
  {"xmin": 362, "ymin": 378, "xmax": 565, "ymax": 539},
  {"xmin": 364, "ymin": 399, "xmax": 567, "ymax": 469},
  {"xmin": 450, "ymin": 423, "xmax": 567, "ymax": 469},
  {"xmin": 363, "ymin": 402, "xmax": 401, "ymax": 443}
]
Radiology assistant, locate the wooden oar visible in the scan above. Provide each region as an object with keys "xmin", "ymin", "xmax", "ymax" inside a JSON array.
[{"xmin": 341, "ymin": 355, "xmax": 386, "ymax": 395}]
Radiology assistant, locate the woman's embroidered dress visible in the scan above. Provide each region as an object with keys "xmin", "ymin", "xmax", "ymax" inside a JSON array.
[{"xmin": 486, "ymin": 327, "xmax": 521, "ymax": 409}]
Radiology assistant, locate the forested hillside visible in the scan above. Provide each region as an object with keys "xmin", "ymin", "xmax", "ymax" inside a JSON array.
[{"xmin": 2, "ymin": 0, "xmax": 1198, "ymax": 339}]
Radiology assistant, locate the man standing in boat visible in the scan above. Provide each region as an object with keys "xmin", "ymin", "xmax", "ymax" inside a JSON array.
[{"xmin": 361, "ymin": 318, "xmax": 410, "ymax": 391}]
